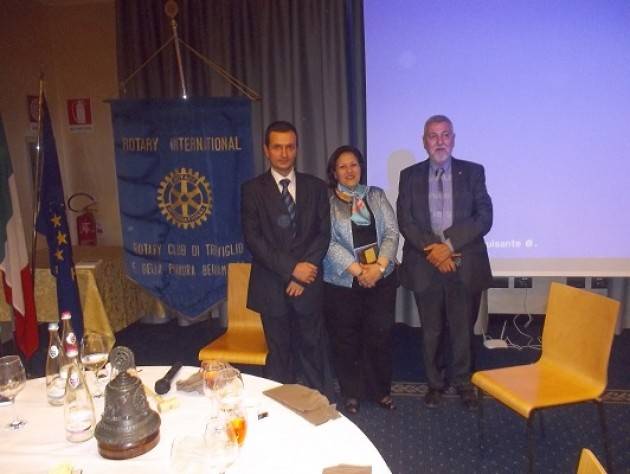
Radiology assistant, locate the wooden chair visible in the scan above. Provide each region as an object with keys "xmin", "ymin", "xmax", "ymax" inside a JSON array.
[
  {"xmin": 198, "ymin": 263, "xmax": 268, "ymax": 365},
  {"xmin": 472, "ymin": 282, "xmax": 620, "ymax": 473},
  {"xmin": 576, "ymin": 448, "xmax": 607, "ymax": 474}
]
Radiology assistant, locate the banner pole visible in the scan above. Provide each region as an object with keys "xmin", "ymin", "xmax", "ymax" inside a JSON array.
[
  {"xmin": 119, "ymin": 0, "xmax": 260, "ymax": 100},
  {"xmin": 165, "ymin": 1, "xmax": 188, "ymax": 99},
  {"xmin": 170, "ymin": 17, "xmax": 188, "ymax": 100}
]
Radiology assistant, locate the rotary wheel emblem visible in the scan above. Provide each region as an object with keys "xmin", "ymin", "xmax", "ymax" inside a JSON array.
[{"xmin": 157, "ymin": 168, "xmax": 212, "ymax": 229}]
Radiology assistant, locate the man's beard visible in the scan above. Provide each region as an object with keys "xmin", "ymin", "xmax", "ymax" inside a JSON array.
[{"xmin": 430, "ymin": 149, "xmax": 451, "ymax": 163}]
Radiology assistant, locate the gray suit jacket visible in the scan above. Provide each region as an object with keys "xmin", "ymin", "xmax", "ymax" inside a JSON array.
[{"xmin": 397, "ymin": 157, "xmax": 493, "ymax": 294}]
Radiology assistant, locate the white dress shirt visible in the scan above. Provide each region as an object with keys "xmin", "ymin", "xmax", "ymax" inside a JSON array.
[{"xmin": 270, "ymin": 167, "xmax": 297, "ymax": 201}]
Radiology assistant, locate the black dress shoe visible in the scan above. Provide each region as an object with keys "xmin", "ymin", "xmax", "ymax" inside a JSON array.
[
  {"xmin": 424, "ymin": 388, "xmax": 442, "ymax": 408},
  {"xmin": 377, "ymin": 395, "xmax": 396, "ymax": 411},
  {"xmin": 457, "ymin": 387, "xmax": 479, "ymax": 410},
  {"xmin": 344, "ymin": 398, "xmax": 360, "ymax": 414}
]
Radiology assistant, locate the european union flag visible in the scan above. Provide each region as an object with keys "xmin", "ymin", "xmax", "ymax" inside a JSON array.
[{"xmin": 35, "ymin": 97, "xmax": 83, "ymax": 341}]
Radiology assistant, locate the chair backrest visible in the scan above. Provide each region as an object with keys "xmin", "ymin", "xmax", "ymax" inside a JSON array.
[
  {"xmin": 576, "ymin": 448, "xmax": 607, "ymax": 474},
  {"xmin": 542, "ymin": 282, "xmax": 620, "ymax": 388},
  {"xmin": 226, "ymin": 263, "xmax": 262, "ymax": 331}
]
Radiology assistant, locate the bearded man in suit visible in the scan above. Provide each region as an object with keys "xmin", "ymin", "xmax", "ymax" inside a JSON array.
[
  {"xmin": 241, "ymin": 121, "xmax": 332, "ymax": 396},
  {"xmin": 397, "ymin": 115, "xmax": 493, "ymax": 409}
]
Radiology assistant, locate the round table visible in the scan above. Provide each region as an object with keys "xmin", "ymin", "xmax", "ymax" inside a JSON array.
[{"xmin": 0, "ymin": 366, "xmax": 391, "ymax": 473}]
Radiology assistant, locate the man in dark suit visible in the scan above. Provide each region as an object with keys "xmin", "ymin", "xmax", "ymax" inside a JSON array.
[
  {"xmin": 397, "ymin": 115, "xmax": 493, "ymax": 409},
  {"xmin": 241, "ymin": 121, "xmax": 332, "ymax": 396}
]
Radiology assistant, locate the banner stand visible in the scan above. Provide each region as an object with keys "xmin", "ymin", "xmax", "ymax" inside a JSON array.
[{"xmin": 119, "ymin": 0, "xmax": 261, "ymax": 102}]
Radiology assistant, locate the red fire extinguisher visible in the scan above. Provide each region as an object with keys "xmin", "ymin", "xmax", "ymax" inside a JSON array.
[{"xmin": 68, "ymin": 193, "xmax": 98, "ymax": 246}]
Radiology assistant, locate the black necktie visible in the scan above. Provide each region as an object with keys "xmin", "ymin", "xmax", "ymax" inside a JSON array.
[{"xmin": 280, "ymin": 178, "xmax": 296, "ymax": 237}]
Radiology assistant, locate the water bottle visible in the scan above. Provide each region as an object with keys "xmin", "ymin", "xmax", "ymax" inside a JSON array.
[
  {"xmin": 45, "ymin": 322, "xmax": 69, "ymax": 406},
  {"xmin": 60, "ymin": 311, "xmax": 78, "ymax": 356},
  {"xmin": 63, "ymin": 348, "xmax": 95, "ymax": 442}
]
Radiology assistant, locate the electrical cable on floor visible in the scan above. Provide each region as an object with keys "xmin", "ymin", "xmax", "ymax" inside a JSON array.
[
  {"xmin": 483, "ymin": 287, "xmax": 542, "ymax": 351},
  {"xmin": 504, "ymin": 288, "xmax": 541, "ymax": 351}
]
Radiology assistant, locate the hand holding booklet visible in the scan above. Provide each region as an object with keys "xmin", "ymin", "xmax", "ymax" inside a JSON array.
[{"xmin": 353, "ymin": 242, "xmax": 378, "ymax": 265}]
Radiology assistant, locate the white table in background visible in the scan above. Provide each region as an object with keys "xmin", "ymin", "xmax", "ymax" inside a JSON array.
[{"xmin": 0, "ymin": 366, "xmax": 391, "ymax": 474}]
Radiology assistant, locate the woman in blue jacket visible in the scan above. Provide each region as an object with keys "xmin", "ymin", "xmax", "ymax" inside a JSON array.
[{"xmin": 323, "ymin": 145, "xmax": 399, "ymax": 414}]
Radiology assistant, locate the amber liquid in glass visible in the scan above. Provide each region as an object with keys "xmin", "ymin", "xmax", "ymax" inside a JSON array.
[{"xmin": 227, "ymin": 417, "xmax": 247, "ymax": 446}]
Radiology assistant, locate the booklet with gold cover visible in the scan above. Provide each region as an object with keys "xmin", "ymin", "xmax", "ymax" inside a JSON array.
[{"xmin": 353, "ymin": 243, "xmax": 378, "ymax": 264}]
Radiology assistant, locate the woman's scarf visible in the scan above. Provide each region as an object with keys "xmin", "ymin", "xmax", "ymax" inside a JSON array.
[{"xmin": 337, "ymin": 183, "xmax": 371, "ymax": 226}]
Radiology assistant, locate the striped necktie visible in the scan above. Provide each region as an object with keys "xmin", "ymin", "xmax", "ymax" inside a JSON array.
[{"xmin": 280, "ymin": 178, "xmax": 296, "ymax": 237}]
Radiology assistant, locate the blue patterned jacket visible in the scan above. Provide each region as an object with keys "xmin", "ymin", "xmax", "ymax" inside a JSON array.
[{"xmin": 323, "ymin": 186, "xmax": 399, "ymax": 288}]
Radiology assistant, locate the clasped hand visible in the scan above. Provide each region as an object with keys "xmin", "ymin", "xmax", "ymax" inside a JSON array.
[
  {"xmin": 292, "ymin": 262, "xmax": 318, "ymax": 284},
  {"xmin": 424, "ymin": 243, "xmax": 457, "ymax": 273},
  {"xmin": 286, "ymin": 262, "xmax": 318, "ymax": 297},
  {"xmin": 357, "ymin": 263, "xmax": 382, "ymax": 288}
]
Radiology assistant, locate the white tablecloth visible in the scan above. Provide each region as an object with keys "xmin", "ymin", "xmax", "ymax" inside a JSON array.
[{"xmin": 0, "ymin": 366, "xmax": 391, "ymax": 474}]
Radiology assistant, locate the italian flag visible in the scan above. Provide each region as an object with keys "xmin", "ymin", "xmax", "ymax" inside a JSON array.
[{"xmin": 0, "ymin": 118, "xmax": 39, "ymax": 358}]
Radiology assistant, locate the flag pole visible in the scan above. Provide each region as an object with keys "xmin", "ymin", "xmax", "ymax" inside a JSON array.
[{"xmin": 30, "ymin": 74, "xmax": 45, "ymax": 285}]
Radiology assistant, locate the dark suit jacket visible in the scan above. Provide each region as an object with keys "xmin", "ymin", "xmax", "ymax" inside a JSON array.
[
  {"xmin": 397, "ymin": 157, "xmax": 493, "ymax": 294},
  {"xmin": 241, "ymin": 170, "xmax": 331, "ymax": 315}
]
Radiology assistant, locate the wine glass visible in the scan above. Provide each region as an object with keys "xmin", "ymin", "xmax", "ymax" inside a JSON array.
[
  {"xmin": 0, "ymin": 355, "xmax": 27, "ymax": 430},
  {"xmin": 204, "ymin": 366, "xmax": 247, "ymax": 448},
  {"xmin": 80, "ymin": 332, "xmax": 113, "ymax": 398},
  {"xmin": 201, "ymin": 361, "xmax": 234, "ymax": 402},
  {"xmin": 210, "ymin": 367, "xmax": 244, "ymax": 400}
]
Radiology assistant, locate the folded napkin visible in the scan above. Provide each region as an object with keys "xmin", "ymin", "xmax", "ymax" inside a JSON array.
[
  {"xmin": 175, "ymin": 369, "xmax": 204, "ymax": 394},
  {"xmin": 263, "ymin": 384, "xmax": 340, "ymax": 425},
  {"xmin": 322, "ymin": 465, "xmax": 372, "ymax": 474}
]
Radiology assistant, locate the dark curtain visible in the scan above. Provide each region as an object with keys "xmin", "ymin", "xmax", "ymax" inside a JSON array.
[{"xmin": 115, "ymin": 0, "xmax": 366, "ymax": 179}]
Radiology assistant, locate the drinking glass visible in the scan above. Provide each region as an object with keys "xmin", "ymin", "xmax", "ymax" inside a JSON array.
[
  {"xmin": 0, "ymin": 355, "xmax": 27, "ymax": 430},
  {"xmin": 220, "ymin": 397, "xmax": 248, "ymax": 447},
  {"xmin": 170, "ymin": 428, "xmax": 238, "ymax": 474},
  {"xmin": 80, "ymin": 332, "xmax": 113, "ymax": 398},
  {"xmin": 204, "ymin": 415, "xmax": 240, "ymax": 472},
  {"xmin": 170, "ymin": 435, "xmax": 209, "ymax": 474}
]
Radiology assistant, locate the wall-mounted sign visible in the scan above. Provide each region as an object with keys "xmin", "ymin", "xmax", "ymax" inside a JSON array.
[{"xmin": 67, "ymin": 98, "xmax": 93, "ymax": 132}]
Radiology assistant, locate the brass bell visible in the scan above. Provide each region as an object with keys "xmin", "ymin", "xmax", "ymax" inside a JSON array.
[{"xmin": 95, "ymin": 346, "xmax": 161, "ymax": 459}]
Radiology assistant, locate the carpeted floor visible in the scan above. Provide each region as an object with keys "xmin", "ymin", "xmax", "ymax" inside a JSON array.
[{"xmin": 9, "ymin": 315, "xmax": 630, "ymax": 473}]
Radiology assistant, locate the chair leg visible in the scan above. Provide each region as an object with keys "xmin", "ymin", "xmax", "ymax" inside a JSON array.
[
  {"xmin": 477, "ymin": 388, "xmax": 485, "ymax": 454},
  {"xmin": 527, "ymin": 414, "xmax": 535, "ymax": 474},
  {"xmin": 595, "ymin": 400, "xmax": 614, "ymax": 474}
]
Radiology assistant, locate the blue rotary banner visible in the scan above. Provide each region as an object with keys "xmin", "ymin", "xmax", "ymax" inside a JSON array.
[{"xmin": 110, "ymin": 98, "xmax": 253, "ymax": 318}]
